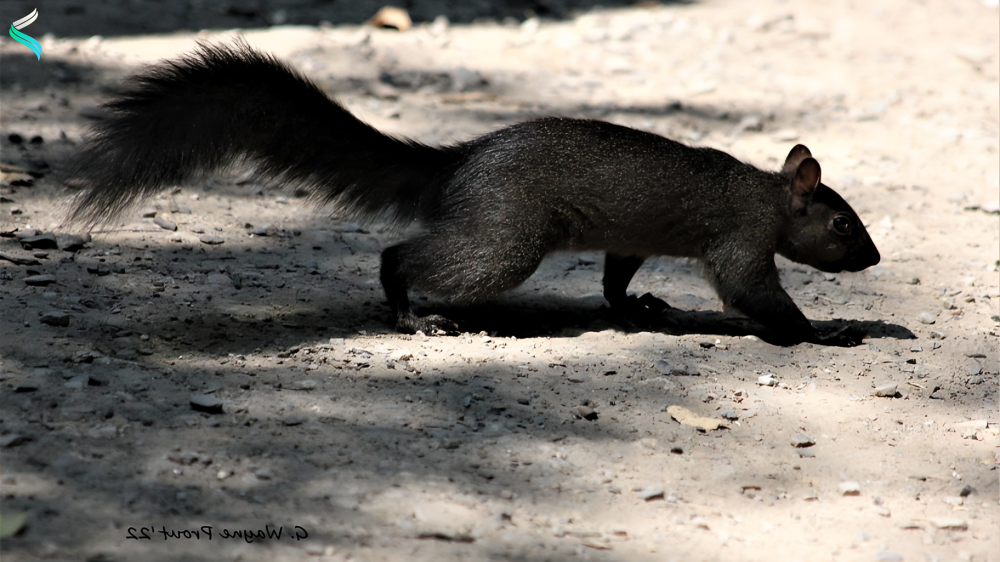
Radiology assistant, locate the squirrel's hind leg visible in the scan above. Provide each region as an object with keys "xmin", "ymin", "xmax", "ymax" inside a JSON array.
[
  {"xmin": 379, "ymin": 224, "xmax": 549, "ymax": 334},
  {"xmin": 602, "ymin": 253, "xmax": 670, "ymax": 317},
  {"xmin": 380, "ymin": 244, "xmax": 460, "ymax": 334}
]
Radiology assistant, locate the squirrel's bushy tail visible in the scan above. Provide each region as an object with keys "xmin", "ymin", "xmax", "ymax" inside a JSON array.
[{"xmin": 66, "ymin": 39, "xmax": 458, "ymax": 227}]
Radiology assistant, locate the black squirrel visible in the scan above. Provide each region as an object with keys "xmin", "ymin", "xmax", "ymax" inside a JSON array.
[{"xmin": 65, "ymin": 41, "xmax": 880, "ymax": 345}]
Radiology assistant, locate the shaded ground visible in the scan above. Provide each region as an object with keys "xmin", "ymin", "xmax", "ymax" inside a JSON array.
[{"xmin": 1, "ymin": 1, "xmax": 998, "ymax": 561}]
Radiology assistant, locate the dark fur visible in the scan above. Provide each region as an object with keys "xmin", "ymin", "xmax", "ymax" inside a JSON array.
[
  {"xmin": 66, "ymin": 41, "xmax": 881, "ymax": 345},
  {"xmin": 65, "ymin": 40, "xmax": 458, "ymax": 228}
]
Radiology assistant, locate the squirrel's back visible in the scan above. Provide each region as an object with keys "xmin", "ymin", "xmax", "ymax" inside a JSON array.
[{"xmin": 445, "ymin": 118, "xmax": 781, "ymax": 256}]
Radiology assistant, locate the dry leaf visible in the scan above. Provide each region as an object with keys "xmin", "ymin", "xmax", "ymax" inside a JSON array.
[{"xmin": 667, "ymin": 405, "xmax": 726, "ymax": 431}]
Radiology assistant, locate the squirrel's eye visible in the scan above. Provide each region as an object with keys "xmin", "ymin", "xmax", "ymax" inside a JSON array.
[{"xmin": 832, "ymin": 215, "xmax": 852, "ymax": 235}]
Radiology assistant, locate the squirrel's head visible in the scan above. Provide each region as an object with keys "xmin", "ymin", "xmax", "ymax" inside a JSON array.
[{"xmin": 776, "ymin": 145, "xmax": 881, "ymax": 273}]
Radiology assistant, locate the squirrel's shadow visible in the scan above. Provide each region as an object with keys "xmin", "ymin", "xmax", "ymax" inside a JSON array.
[{"xmin": 427, "ymin": 296, "xmax": 914, "ymax": 346}]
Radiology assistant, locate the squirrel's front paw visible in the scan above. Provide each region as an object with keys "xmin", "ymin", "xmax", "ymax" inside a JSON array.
[
  {"xmin": 396, "ymin": 313, "xmax": 460, "ymax": 335},
  {"xmin": 817, "ymin": 325, "xmax": 867, "ymax": 347},
  {"xmin": 607, "ymin": 293, "xmax": 672, "ymax": 329},
  {"xmin": 612, "ymin": 293, "xmax": 671, "ymax": 316},
  {"xmin": 636, "ymin": 293, "xmax": 670, "ymax": 314}
]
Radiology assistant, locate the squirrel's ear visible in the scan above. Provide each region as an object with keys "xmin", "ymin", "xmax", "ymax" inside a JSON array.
[
  {"xmin": 789, "ymin": 157, "xmax": 821, "ymax": 213},
  {"xmin": 782, "ymin": 144, "xmax": 813, "ymax": 177}
]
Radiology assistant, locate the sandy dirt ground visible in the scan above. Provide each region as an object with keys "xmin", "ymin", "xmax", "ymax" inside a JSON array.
[{"xmin": 1, "ymin": 1, "xmax": 998, "ymax": 561}]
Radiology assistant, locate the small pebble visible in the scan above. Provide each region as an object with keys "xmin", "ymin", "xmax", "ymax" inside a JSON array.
[
  {"xmin": 154, "ymin": 216, "xmax": 177, "ymax": 231},
  {"xmin": 120, "ymin": 402, "xmax": 159, "ymax": 424},
  {"xmin": 916, "ymin": 312, "xmax": 936, "ymax": 325},
  {"xmin": 167, "ymin": 451, "xmax": 200, "ymax": 465},
  {"xmin": 90, "ymin": 425, "xmax": 117, "ymax": 438},
  {"xmin": 0, "ymin": 251, "xmax": 39, "ymax": 266},
  {"xmin": 720, "ymin": 408, "xmax": 739, "ymax": 420},
  {"xmin": 18, "ymin": 233, "xmax": 59, "ymax": 249},
  {"xmin": 635, "ymin": 486, "xmax": 665, "ymax": 501},
  {"xmin": 838, "ymin": 481, "xmax": 861, "ymax": 495},
  {"xmin": 190, "ymin": 394, "xmax": 223, "ymax": 413},
  {"xmin": 13, "ymin": 231, "xmax": 42, "ymax": 243},
  {"xmin": 40, "ymin": 311, "xmax": 72, "ymax": 327},
  {"xmin": 873, "ymin": 382, "xmax": 898, "ymax": 397},
  {"xmin": 566, "ymin": 373, "xmax": 588, "ymax": 383},
  {"xmin": 56, "ymin": 233, "xmax": 89, "ymax": 252},
  {"xmin": 206, "ymin": 273, "xmax": 232, "ymax": 286},
  {"xmin": 874, "ymin": 552, "xmax": 903, "ymax": 562},
  {"xmin": 370, "ymin": 6, "xmax": 412, "ymax": 30},
  {"xmin": 199, "ymin": 234, "xmax": 225, "ymax": 245},
  {"xmin": 909, "ymin": 343, "xmax": 922, "ymax": 352},
  {"xmin": 86, "ymin": 264, "xmax": 111, "ymax": 276},
  {"xmin": 942, "ymin": 496, "xmax": 964, "ymax": 506},
  {"xmin": 928, "ymin": 517, "xmax": 967, "ymax": 531},
  {"xmin": 64, "ymin": 374, "xmax": 91, "ymax": 389},
  {"xmin": 928, "ymin": 330, "xmax": 945, "ymax": 339},
  {"xmin": 758, "ymin": 374, "xmax": 777, "ymax": 386},
  {"xmin": 24, "ymin": 274, "xmax": 57, "ymax": 286},
  {"xmin": 0, "ymin": 434, "xmax": 29, "ymax": 448},
  {"xmin": 790, "ymin": 433, "xmax": 815, "ymax": 447},
  {"xmin": 580, "ymin": 537, "xmax": 612, "ymax": 550}
]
